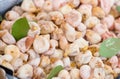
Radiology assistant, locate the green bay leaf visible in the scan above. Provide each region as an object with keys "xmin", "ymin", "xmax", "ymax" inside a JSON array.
[
  {"xmin": 11, "ymin": 17, "xmax": 30, "ymax": 41},
  {"xmin": 116, "ymin": 6, "xmax": 120, "ymax": 12},
  {"xmin": 47, "ymin": 65, "xmax": 63, "ymax": 79},
  {"xmin": 99, "ymin": 38, "xmax": 120, "ymax": 58}
]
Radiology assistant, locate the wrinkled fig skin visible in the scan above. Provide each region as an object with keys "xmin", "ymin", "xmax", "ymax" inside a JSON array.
[{"xmin": 0, "ymin": 0, "xmax": 22, "ymax": 15}]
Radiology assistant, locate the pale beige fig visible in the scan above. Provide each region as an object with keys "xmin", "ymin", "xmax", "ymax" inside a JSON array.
[
  {"xmin": 43, "ymin": 0, "xmax": 53, "ymax": 12},
  {"xmin": 58, "ymin": 70, "xmax": 71, "ymax": 79},
  {"xmin": 11, "ymin": 58, "xmax": 23, "ymax": 70},
  {"xmin": 65, "ymin": 9, "xmax": 82, "ymax": 27},
  {"xmin": 51, "ymin": 28, "xmax": 64, "ymax": 40},
  {"xmin": 62, "ymin": 23, "xmax": 76, "ymax": 42},
  {"xmin": 59, "ymin": 4, "xmax": 72, "ymax": 15},
  {"xmin": 2, "ymin": 30, "xmax": 16, "ymax": 44},
  {"xmin": 52, "ymin": 60, "xmax": 64, "ymax": 68},
  {"xmin": 21, "ymin": 12, "xmax": 36, "ymax": 21},
  {"xmin": 52, "ymin": 0, "xmax": 67, "ymax": 10},
  {"xmin": 29, "ymin": 57, "xmax": 40, "ymax": 67},
  {"xmin": 68, "ymin": 0, "xmax": 80, "ymax": 8},
  {"xmin": 86, "ymin": 30, "xmax": 101, "ymax": 44},
  {"xmin": 33, "ymin": 0, "xmax": 45, "ymax": 9},
  {"xmin": 0, "ymin": 40, "xmax": 7, "ymax": 52},
  {"xmin": 93, "ymin": 68, "xmax": 105, "ymax": 79},
  {"xmin": 0, "ymin": 20, "xmax": 14, "ymax": 31},
  {"xmin": 63, "ymin": 57, "xmax": 70, "ymax": 68},
  {"xmin": 50, "ymin": 39, "xmax": 58, "ymax": 48},
  {"xmin": 28, "ymin": 21, "xmax": 41, "ymax": 37},
  {"xmin": 78, "ymin": 4, "xmax": 92, "ymax": 22},
  {"xmin": 33, "ymin": 35, "xmax": 50, "ymax": 54},
  {"xmin": 80, "ymin": 65, "xmax": 91, "ymax": 79},
  {"xmin": 4, "ymin": 45, "xmax": 21, "ymax": 60},
  {"xmin": 27, "ymin": 49, "xmax": 38, "ymax": 60},
  {"xmin": 12, "ymin": 6, "xmax": 24, "ymax": 15},
  {"xmin": 50, "ymin": 49, "xmax": 64, "ymax": 59},
  {"xmin": 17, "ymin": 64, "xmax": 33, "ymax": 79},
  {"xmin": 75, "ymin": 50, "xmax": 92, "ymax": 65},
  {"xmin": 49, "ymin": 11, "xmax": 64, "ymax": 25},
  {"xmin": 36, "ymin": 12, "xmax": 50, "ymax": 21},
  {"xmin": 70, "ymin": 68, "xmax": 80, "ymax": 79},
  {"xmin": 84, "ymin": 16, "xmax": 100, "ymax": 28},
  {"xmin": 59, "ymin": 36, "xmax": 68, "ymax": 50},
  {"xmin": 92, "ymin": 7, "xmax": 105, "ymax": 19},
  {"xmin": 80, "ymin": 0, "xmax": 91, "ymax": 4},
  {"xmin": 21, "ymin": 0, "xmax": 38, "ymax": 12},
  {"xmin": 5, "ymin": 11, "xmax": 20, "ymax": 21},
  {"xmin": 1, "ymin": 61, "xmax": 14, "ymax": 71},
  {"xmin": 89, "ymin": 57, "xmax": 104, "ymax": 68},
  {"xmin": 40, "ymin": 55, "xmax": 50, "ymax": 67},
  {"xmin": 17, "ymin": 36, "xmax": 34, "ymax": 53},
  {"xmin": 33, "ymin": 67, "xmax": 46, "ymax": 79},
  {"xmin": 38, "ymin": 20, "xmax": 55, "ymax": 34}
]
